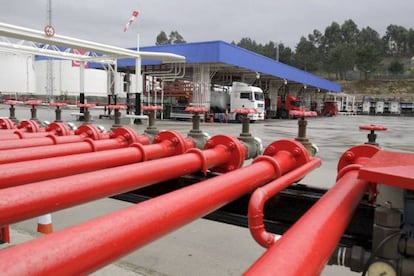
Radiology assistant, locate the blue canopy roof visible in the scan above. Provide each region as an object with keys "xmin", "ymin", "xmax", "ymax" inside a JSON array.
[{"xmin": 119, "ymin": 40, "xmax": 341, "ymax": 92}]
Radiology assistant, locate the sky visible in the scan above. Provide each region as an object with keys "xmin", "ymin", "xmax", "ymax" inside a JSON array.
[{"xmin": 1, "ymin": 0, "xmax": 414, "ymax": 50}]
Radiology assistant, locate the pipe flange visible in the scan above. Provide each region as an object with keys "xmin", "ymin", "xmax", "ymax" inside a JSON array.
[
  {"xmin": 263, "ymin": 139, "xmax": 311, "ymax": 168},
  {"xmin": 204, "ymin": 134, "xmax": 246, "ymax": 173},
  {"xmin": 18, "ymin": 120, "xmax": 41, "ymax": 133},
  {"xmin": 153, "ymin": 130, "xmax": 192, "ymax": 155},
  {"xmin": 110, "ymin": 126, "xmax": 143, "ymax": 145},
  {"xmin": 46, "ymin": 122, "xmax": 72, "ymax": 136},
  {"xmin": 0, "ymin": 118, "xmax": 16, "ymax": 129},
  {"xmin": 337, "ymin": 144, "xmax": 380, "ymax": 173},
  {"xmin": 75, "ymin": 125, "xmax": 103, "ymax": 140}
]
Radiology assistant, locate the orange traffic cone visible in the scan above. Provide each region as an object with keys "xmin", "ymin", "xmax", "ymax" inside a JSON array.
[{"xmin": 37, "ymin": 214, "xmax": 53, "ymax": 234}]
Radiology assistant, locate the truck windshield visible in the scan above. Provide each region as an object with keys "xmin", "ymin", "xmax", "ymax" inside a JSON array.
[{"xmin": 254, "ymin": 92, "xmax": 264, "ymax": 101}]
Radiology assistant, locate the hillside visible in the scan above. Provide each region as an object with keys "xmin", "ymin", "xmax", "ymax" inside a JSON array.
[{"xmin": 340, "ymin": 79, "xmax": 414, "ymax": 102}]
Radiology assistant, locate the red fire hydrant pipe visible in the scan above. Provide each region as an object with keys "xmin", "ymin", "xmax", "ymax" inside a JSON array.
[
  {"xmin": 244, "ymin": 144, "xmax": 380, "ymax": 276},
  {"xmin": 0, "ymin": 120, "xmax": 45, "ymax": 140},
  {"xmin": 0, "ymin": 123, "xmax": 103, "ymax": 151},
  {"xmin": 0, "ymin": 131, "xmax": 194, "ymax": 188},
  {"xmin": 0, "ymin": 140, "xmax": 312, "ymax": 275},
  {"xmin": 0, "ymin": 135, "xmax": 245, "ymax": 228},
  {"xmin": 0, "ymin": 127, "xmax": 149, "ymax": 164},
  {"xmin": 248, "ymin": 157, "xmax": 322, "ymax": 248},
  {"xmin": 0, "ymin": 119, "xmax": 40, "ymax": 132}
]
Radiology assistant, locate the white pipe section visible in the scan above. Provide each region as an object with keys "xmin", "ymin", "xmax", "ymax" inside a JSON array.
[{"xmin": 0, "ymin": 23, "xmax": 185, "ymax": 63}]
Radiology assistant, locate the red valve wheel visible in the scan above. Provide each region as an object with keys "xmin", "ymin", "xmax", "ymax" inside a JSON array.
[
  {"xmin": 107, "ymin": 104, "xmax": 128, "ymax": 110},
  {"xmin": 4, "ymin": 101, "xmax": 19, "ymax": 106},
  {"xmin": 359, "ymin": 124, "xmax": 387, "ymax": 131},
  {"xmin": 185, "ymin": 106, "xmax": 208, "ymax": 113},
  {"xmin": 77, "ymin": 103, "xmax": 96, "ymax": 108},
  {"xmin": 49, "ymin": 102, "xmax": 68, "ymax": 107},
  {"xmin": 24, "ymin": 100, "xmax": 42, "ymax": 106},
  {"xmin": 142, "ymin": 105, "xmax": 163, "ymax": 111}
]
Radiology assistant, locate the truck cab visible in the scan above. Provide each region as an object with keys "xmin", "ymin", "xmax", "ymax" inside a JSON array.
[
  {"xmin": 230, "ymin": 82, "xmax": 265, "ymax": 121},
  {"xmin": 276, "ymin": 95, "xmax": 304, "ymax": 119}
]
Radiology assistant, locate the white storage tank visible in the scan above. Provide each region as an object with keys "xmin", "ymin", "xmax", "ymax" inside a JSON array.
[
  {"xmin": 389, "ymin": 101, "xmax": 401, "ymax": 114},
  {"xmin": 35, "ymin": 60, "xmax": 108, "ymax": 98},
  {"xmin": 375, "ymin": 101, "xmax": 384, "ymax": 114},
  {"xmin": 362, "ymin": 101, "xmax": 371, "ymax": 114},
  {"xmin": 0, "ymin": 52, "xmax": 36, "ymax": 95}
]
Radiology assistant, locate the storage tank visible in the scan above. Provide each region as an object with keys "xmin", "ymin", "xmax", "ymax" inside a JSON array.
[
  {"xmin": 375, "ymin": 101, "xmax": 384, "ymax": 114},
  {"xmin": 362, "ymin": 101, "xmax": 371, "ymax": 114},
  {"xmin": 0, "ymin": 52, "xmax": 36, "ymax": 94},
  {"xmin": 210, "ymin": 88, "xmax": 230, "ymax": 112},
  {"xmin": 389, "ymin": 101, "xmax": 401, "ymax": 114}
]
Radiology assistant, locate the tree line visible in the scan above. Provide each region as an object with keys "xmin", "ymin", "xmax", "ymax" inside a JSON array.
[{"xmin": 155, "ymin": 20, "xmax": 414, "ymax": 80}]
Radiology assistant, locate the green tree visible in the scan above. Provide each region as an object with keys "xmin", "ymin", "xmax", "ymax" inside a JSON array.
[
  {"xmin": 384, "ymin": 25, "xmax": 408, "ymax": 56},
  {"xmin": 236, "ymin": 37, "xmax": 259, "ymax": 52},
  {"xmin": 155, "ymin": 30, "xmax": 186, "ymax": 45},
  {"xmin": 275, "ymin": 43, "xmax": 293, "ymax": 64},
  {"xmin": 320, "ymin": 21, "xmax": 359, "ymax": 79},
  {"xmin": 322, "ymin": 22, "xmax": 343, "ymax": 49},
  {"xmin": 388, "ymin": 60, "xmax": 404, "ymax": 74},
  {"xmin": 308, "ymin": 29, "xmax": 323, "ymax": 48},
  {"xmin": 341, "ymin": 19, "xmax": 359, "ymax": 45},
  {"xmin": 407, "ymin": 28, "xmax": 414, "ymax": 56},
  {"xmin": 294, "ymin": 36, "xmax": 319, "ymax": 71},
  {"xmin": 356, "ymin": 44, "xmax": 382, "ymax": 79},
  {"xmin": 355, "ymin": 27, "xmax": 383, "ymax": 79},
  {"xmin": 169, "ymin": 31, "xmax": 186, "ymax": 44},
  {"xmin": 325, "ymin": 44, "xmax": 356, "ymax": 79},
  {"xmin": 155, "ymin": 31, "xmax": 169, "ymax": 45},
  {"xmin": 235, "ymin": 39, "xmax": 293, "ymax": 65}
]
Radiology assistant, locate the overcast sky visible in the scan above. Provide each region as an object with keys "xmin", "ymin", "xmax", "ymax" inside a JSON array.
[{"xmin": 1, "ymin": 0, "xmax": 414, "ymax": 50}]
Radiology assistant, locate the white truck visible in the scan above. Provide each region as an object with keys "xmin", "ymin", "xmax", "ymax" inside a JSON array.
[{"xmin": 210, "ymin": 82, "xmax": 265, "ymax": 122}]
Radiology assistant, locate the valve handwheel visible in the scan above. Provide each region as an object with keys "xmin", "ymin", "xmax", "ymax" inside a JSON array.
[
  {"xmin": 359, "ymin": 124, "xmax": 387, "ymax": 131},
  {"xmin": 359, "ymin": 124, "xmax": 387, "ymax": 146}
]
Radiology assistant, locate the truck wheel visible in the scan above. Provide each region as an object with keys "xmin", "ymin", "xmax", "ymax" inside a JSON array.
[
  {"xmin": 236, "ymin": 113, "xmax": 243, "ymax": 122},
  {"xmin": 281, "ymin": 109, "xmax": 289, "ymax": 119}
]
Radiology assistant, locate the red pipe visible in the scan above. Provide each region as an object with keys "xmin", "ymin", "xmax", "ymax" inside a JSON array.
[
  {"xmin": 0, "ymin": 134, "xmax": 245, "ymax": 227},
  {"xmin": 0, "ymin": 226, "xmax": 9, "ymax": 243},
  {"xmin": 248, "ymin": 157, "xmax": 321, "ymax": 248},
  {"xmin": 0, "ymin": 130, "xmax": 193, "ymax": 188},
  {"xmin": 0, "ymin": 126, "xmax": 148, "ymax": 164},
  {"xmin": 0, "ymin": 117, "xmax": 16, "ymax": 129},
  {"xmin": 244, "ymin": 144, "xmax": 380, "ymax": 276},
  {"xmin": 0, "ymin": 123, "xmax": 102, "ymax": 153},
  {"xmin": 0, "ymin": 140, "xmax": 312, "ymax": 275},
  {"xmin": 0, "ymin": 120, "xmax": 42, "ymax": 137}
]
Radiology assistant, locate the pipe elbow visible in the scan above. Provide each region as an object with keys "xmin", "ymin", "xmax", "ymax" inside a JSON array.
[{"xmin": 248, "ymin": 188, "xmax": 275, "ymax": 248}]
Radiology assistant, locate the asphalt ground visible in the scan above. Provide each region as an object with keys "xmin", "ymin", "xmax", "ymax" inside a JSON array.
[{"xmin": 1, "ymin": 104, "xmax": 413, "ymax": 275}]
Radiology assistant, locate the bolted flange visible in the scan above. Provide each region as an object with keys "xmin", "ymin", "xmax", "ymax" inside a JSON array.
[
  {"xmin": 110, "ymin": 126, "xmax": 150, "ymax": 145},
  {"xmin": 258, "ymin": 139, "xmax": 311, "ymax": 178},
  {"xmin": 46, "ymin": 122, "xmax": 73, "ymax": 136},
  {"xmin": 18, "ymin": 120, "xmax": 41, "ymax": 133},
  {"xmin": 203, "ymin": 134, "xmax": 247, "ymax": 173},
  {"xmin": 75, "ymin": 124, "xmax": 104, "ymax": 140},
  {"xmin": 153, "ymin": 130, "xmax": 194, "ymax": 156},
  {"xmin": 337, "ymin": 144, "xmax": 380, "ymax": 175},
  {"xmin": 0, "ymin": 118, "xmax": 16, "ymax": 129}
]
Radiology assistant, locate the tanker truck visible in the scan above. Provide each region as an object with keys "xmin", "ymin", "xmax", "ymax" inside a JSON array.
[{"xmin": 210, "ymin": 82, "xmax": 265, "ymax": 122}]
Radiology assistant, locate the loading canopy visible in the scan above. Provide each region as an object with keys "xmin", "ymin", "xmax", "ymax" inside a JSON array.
[{"xmin": 119, "ymin": 41, "xmax": 341, "ymax": 93}]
